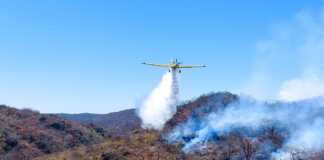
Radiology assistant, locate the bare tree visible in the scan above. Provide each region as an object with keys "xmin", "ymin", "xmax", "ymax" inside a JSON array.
[
  {"xmin": 289, "ymin": 148, "xmax": 310, "ymax": 160},
  {"xmin": 240, "ymin": 138, "xmax": 257, "ymax": 160}
]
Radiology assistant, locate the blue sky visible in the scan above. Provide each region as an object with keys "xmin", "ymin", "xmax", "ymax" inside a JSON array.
[{"xmin": 0, "ymin": 0, "xmax": 323, "ymax": 113}]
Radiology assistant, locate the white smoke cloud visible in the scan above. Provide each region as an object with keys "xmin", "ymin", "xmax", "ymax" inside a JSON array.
[
  {"xmin": 137, "ymin": 70, "xmax": 179, "ymax": 130},
  {"xmin": 244, "ymin": 8, "xmax": 324, "ymax": 101},
  {"xmin": 279, "ymin": 74, "xmax": 324, "ymax": 101}
]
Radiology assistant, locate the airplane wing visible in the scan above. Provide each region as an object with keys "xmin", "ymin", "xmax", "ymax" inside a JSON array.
[
  {"xmin": 178, "ymin": 65, "xmax": 206, "ymax": 68},
  {"xmin": 142, "ymin": 62, "xmax": 171, "ymax": 68}
]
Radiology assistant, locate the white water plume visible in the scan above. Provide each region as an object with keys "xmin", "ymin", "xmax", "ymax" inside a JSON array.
[{"xmin": 138, "ymin": 70, "xmax": 179, "ymax": 130}]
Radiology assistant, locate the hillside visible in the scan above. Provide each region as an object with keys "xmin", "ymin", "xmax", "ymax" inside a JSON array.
[
  {"xmin": 37, "ymin": 92, "xmax": 324, "ymax": 160},
  {"xmin": 2, "ymin": 92, "xmax": 324, "ymax": 160},
  {"xmin": 57, "ymin": 109, "xmax": 141, "ymax": 136},
  {"xmin": 36, "ymin": 129, "xmax": 184, "ymax": 160},
  {"xmin": 0, "ymin": 105, "xmax": 106, "ymax": 159},
  {"xmin": 163, "ymin": 92, "xmax": 238, "ymax": 132}
]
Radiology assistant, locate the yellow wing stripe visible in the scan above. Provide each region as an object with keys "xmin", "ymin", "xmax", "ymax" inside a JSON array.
[
  {"xmin": 142, "ymin": 63, "xmax": 171, "ymax": 68},
  {"xmin": 178, "ymin": 65, "xmax": 206, "ymax": 68}
]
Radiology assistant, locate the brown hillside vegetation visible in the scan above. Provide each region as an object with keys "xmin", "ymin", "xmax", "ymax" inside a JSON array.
[
  {"xmin": 35, "ymin": 129, "xmax": 277, "ymax": 160},
  {"xmin": 35, "ymin": 129, "xmax": 184, "ymax": 160},
  {"xmin": 35, "ymin": 129, "xmax": 324, "ymax": 160},
  {"xmin": 0, "ymin": 105, "xmax": 105, "ymax": 159}
]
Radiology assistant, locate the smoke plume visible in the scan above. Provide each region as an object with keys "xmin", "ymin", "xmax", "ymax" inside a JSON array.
[
  {"xmin": 244, "ymin": 7, "xmax": 324, "ymax": 101},
  {"xmin": 279, "ymin": 74, "xmax": 324, "ymax": 102},
  {"xmin": 138, "ymin": 70, "xmax": 179, "ymax": 130},
  {"xmin": 167, "ymin": 96, "xmax": 324, "ymax": 159}
]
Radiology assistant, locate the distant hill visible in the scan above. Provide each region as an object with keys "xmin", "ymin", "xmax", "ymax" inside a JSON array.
[
  {"xmin": 57, "ymin": 109, "xmax": 141, "ymax": 136},
  {"xmin": 0, "ymin": 105, "xmax": 106, "ymax": 159}
]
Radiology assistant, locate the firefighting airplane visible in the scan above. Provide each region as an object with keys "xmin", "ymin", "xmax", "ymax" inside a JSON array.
[{"xmin": 142, "ymin": 59, "xmax": 206, "ymax": 73}]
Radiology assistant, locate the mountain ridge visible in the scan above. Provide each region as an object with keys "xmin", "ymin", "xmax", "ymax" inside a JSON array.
[{"xmin": 57, "ymin": 108, "xmax": 141, "ymax": 136}]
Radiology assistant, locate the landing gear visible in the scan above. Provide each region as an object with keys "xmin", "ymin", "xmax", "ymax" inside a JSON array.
[{"xmin": 168, "ymin": 68, "xmax": 181, "ymax": 73}]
